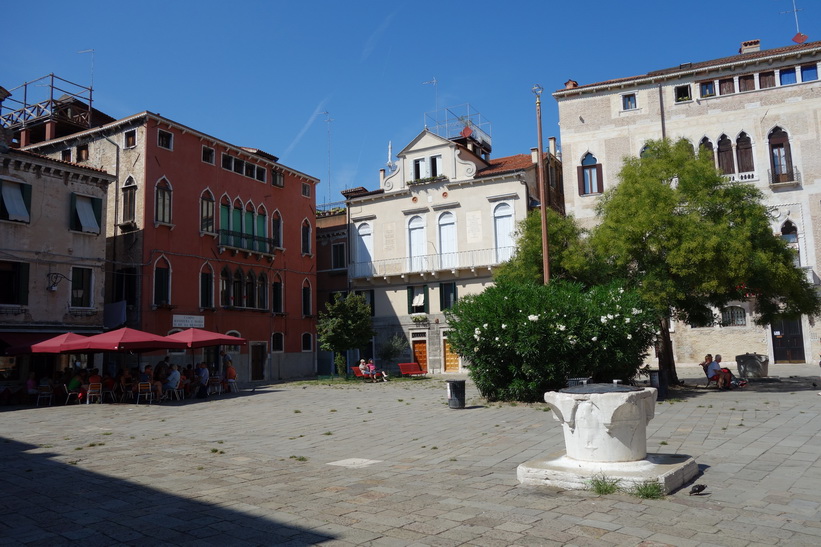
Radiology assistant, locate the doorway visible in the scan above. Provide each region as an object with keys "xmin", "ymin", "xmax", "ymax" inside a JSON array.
[
  {"xmin": 771, "ymin": 318, "xmax": 805, "ymax": 363},
  {"xmin": 250, "ymin": 343, "xmax": 266, "ymax": 380},
  {"xmin": 411, "ymin": 331, "xmax": 428, "ymax": 372},
  {"xmin": 442, "ymin": 331, "xmax": 460, "ymax": 372}
]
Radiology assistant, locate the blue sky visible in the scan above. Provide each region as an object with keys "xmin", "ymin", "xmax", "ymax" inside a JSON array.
[{"xmin": 2, "ymin": 1, "xmax": 818, "ymax": 205}]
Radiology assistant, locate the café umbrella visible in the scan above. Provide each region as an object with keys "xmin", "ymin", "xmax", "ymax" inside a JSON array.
[
  {"xmin": 30, "ymin": 332, "xmax": 88, "ymax": 353},
  {"xmin": 163, "ymin": 328, "xmax": 247, "ymax": 349},
  {"xmin": 60, "ymin": 327, "xmax": 188, "ymax": 352}
]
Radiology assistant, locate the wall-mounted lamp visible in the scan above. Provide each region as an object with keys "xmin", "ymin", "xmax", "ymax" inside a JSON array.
[{"xmin": 46, "ymin": 272, "xmax": 72, "ymax": 292}]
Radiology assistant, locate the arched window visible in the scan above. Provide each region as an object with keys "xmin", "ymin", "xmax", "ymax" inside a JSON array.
[
  {"xmin": 578, "ymin": 153, "xmax": 602, "ymax": 195},
  {"xmin": 122, "ymin": 176, "xmax": 137, "ymax": 224},
  {"xmin": 256, "ymin": 205, "xmax": 268, "ymax": 252},
  {"xmin": 232, "ymin": 269, "xmax": 244, "ymax": 307},
  {"xmin": 271, "ymin": 274, "xmax": 283, "ymax": 314},
  {"xmin": 155, "ymin": 178, "xmax": 172, "ymax": 224},
  {"xmin": 721, "ymin": 306, "xmax": 746, "ymax": 327},
  {"xmin": 781, "ymin": 220, "xmax": 800, "ymax": 267},
  {"xmin": 219, "ymin": 196, "xmax": 231, "ymax": 246},
  {"xmin": 493, "ymin": 202, "xmax": 514, "ymax": 263},
  {"xmin": 736, "ymin": 132, "xmax": 754, "ymax": 174},
  {"xmin": 154, "ymin": 257, "xmax": 171, "ymax": 306},
  {"xmin": 302, "ymin": 279, "xmax": 312, "ymax": 316},
  {"xmin": 301, "ymin": 219, "xmax": 312, "ymax": 254},
  {"xmin": 243, "ymin": 202, "xmax": 255, "ymax": 250},
  {"xmin": 301, "ymin": 332, "xmax": 313, "ymax": 352},
  {"xmin": 232, "ymin": 199, "xmax": 243, "ymax": 247},
  {"xmin": 245, "ymin": 271, "xmax": 256, "ymax": 309},
  {"xmin": 220, "ymin": 268, "xmax": 230, "ymax": 306},
  {"xmin": 355, "ymin": 222, "xmax": 373, "ymax": 277},
  {"xmin": 699, "ymin": 137, "xmax": 714, "ymax": 165},
  {"xmin": 408, "ymin": 215, "xmax": 427, "ymax": 272},
  {"xmin": 200, "ymin": 263, "xmax": 214, "ymax": 308},
  {"xmin": 717, "ymin": 135, "xmax": 735, "ymax": 174},
  {"xmin": 200, "ymin": 190, "xmax": 215, "ymax": 233},
  {"xmin": 257, "ymin": 273, "xmax": 268, "ymax": 309},
  {"xmin": 769, "ymin": 127, "xmax": 794, "ymax": 183},
  {"xmin": 272, "ymin": 332, "xmax": 284, "ymax": 352},
  {"xmin": 438, "ymin": 212, "xmax": 457, "ymax": 269},
  {"xmin": 271, "ymin": 210, "xmax": 282, "ymax": 248}
]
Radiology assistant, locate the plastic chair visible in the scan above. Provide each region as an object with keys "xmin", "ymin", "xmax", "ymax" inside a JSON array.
[
  {"xmin": 136, "ymin": 382, "xmax": 155, "ymax": 404},
  {"xmin": 64, "ymin": 384, "xmax": 81, "ymax": 405},
  {"xmin": 226, "ymin": 378, "xmax": 240, "ymax": 393},
  {"xmin": 102, "ymin": 384, "xmax": 118, "ymax": 403},
  {"xmin": 86, "ymin": 383, "xmax": 103, "ymax": 404},
  {"xmin": 208, "ymin": 377, "xmax": 222, "ymax": 395},
  {"xmin": 36, "ymin": 385, "xmax": 53, "ymax": 407}
]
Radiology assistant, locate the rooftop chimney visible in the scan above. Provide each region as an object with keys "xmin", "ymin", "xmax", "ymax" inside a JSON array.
[
  {"xmin": 739, "ymin": 39, "xmax": 761, "ymax": 54},
  {"xmin": 531, "ymin": 147, "xmax": 539, "ymax": 164},
  {"xmin": 565, "ymin": 79, "xmax": 579, "ymax": 89}
]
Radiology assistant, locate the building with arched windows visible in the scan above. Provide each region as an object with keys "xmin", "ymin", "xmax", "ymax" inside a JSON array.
[
  {"xmin": 342, "ymin": 105, "xmax": 563, "ymax": 374},
  {"xmin": 554, "ymin": 39, "xmax": 821, "ymax": 366},
  {"xmin": 17, "ymin": 108, "xmax": 319, "ymax": 382}
]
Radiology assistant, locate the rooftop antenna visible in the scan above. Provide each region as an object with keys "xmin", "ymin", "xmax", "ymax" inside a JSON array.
[
  {"xmin": 77, "ymin": 49, "xmax": 95, "ymax": 90},
  {"xmin": 422, "ymin": 77, "xmax": 438, "ymax": 123},
  {"xmin": 321, "ymin": 111, "xmax": 334, "ymax": 202},
  {"xmin": 386, "ymin": 140, "xmax": 396, "ymax": 172},
  {"xmin": 781, "ymin": 0, "xmax": 808, "ymax": 43}
]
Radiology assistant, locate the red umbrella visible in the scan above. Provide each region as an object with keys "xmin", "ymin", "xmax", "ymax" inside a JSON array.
[
  {"xmin": 30, "ymin": 332, "xmax": 88, "ymax": 353},
  {"xmin": 163, "ymin": 328, "xmax": 247, "ymax": 349},
  {"xmin": 61, "ymin": 327, "xmax": 188, "ymax": 352}
]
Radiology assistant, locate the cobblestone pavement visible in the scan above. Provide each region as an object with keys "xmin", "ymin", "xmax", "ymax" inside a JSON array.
[{"xmin": 1, "ymin": 363, "xmax": 820, "ymax": 546}]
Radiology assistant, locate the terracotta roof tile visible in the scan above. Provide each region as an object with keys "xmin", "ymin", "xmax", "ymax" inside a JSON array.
[{"xmin": 477, "ymin": 153, "xmax": 534, "ymax": 176}]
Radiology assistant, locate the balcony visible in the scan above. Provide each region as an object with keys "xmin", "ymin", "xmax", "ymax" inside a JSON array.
[
  {"xmin": 722, "ymin": 171, "xmax": 758, "ymax": 183},
  {"xmin": 218, "ymin": 230, "xmax": 278, "ymax": 257},
  {"xmin": 350, "ymin": 246, "xmax": 515, "ymax": 279},
  {"xmin": 768, "ymin": 167, "xmax": 801, "ymax": 189}
]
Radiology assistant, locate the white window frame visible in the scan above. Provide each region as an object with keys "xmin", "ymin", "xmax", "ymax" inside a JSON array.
[
  {"xmin": 75, "ymin": 195, "xmax": 101, "ymax": 233},
  {"xmin": 158, "ymin": 129, "xmax": 174, "ymax": 150},
  {"xmin": 202, "ymin": 146, "xmax": 215, "ymax": 165},
  {"xmin": 124, "ymin": 129, "xmax": 137, "ymax": 149}
]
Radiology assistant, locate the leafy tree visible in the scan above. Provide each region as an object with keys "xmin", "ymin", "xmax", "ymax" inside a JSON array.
[
  {"xmin": 376, "ymin": 333, "xmax": 408, "ymax": 368},
  {"xmin": 445, "ymin": 281, "xmax": 657, "ymax": 402},
  {"xmin": 317, "ymin": 293, "xmax": 375, "ymax": 376},
  {"xmin": 590, "ymin": 138, "xmax": 821, "ymax": 384},
  {"xmin": 494, "ymin": 208, "xmax": 611, "ymax": 286}
]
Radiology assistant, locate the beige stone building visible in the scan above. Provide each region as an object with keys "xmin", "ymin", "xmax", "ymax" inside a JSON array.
[
  {"xmin": 345, "ymin": 106, "xmax": 562, "ymax": 374},
  {"xmin": 554, "ymin": 39, "xmax": 821, "ymax": 366}
]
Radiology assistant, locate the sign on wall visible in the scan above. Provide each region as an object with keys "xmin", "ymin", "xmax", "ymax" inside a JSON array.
[{"xmin": 173, "ymin": 315, "xmax": 205, "ymax": 329}]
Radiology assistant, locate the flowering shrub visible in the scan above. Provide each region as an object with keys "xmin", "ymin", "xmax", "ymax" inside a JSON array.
[{"xmin": 444, "ymin": 281, "xmax": 657, "ymax": 402}]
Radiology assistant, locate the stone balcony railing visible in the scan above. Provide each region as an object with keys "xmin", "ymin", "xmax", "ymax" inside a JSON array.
[{"xmin": 350, "ymin": 246, "xmax": 515, "ymax": 279}]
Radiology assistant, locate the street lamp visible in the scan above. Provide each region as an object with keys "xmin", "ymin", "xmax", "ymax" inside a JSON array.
[{"xmin": 532, "ymin": 84, "xmax": 550, "ymax": 284}]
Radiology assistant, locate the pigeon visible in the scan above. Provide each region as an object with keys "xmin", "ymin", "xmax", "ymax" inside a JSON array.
[{"xmin": 689, "ymin": 484, "xmax": 707, "ymax": 496}]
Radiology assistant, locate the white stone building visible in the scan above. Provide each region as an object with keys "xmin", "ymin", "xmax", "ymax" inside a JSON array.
[
  {"xmin": 344, "ymin": 106, "xmax": 562, "ymax": 374},
  {"xmin": 554, "ymin": 39, "xmax": 821, "ymax": 366}
]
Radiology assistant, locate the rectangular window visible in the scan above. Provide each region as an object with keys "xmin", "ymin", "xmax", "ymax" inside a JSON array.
[
  {"xmin": 407, "ymin": 285, "xmax": 428, "ymax": 314},
  {"xmin": 124, "ymin": 130, "xmax": 137, "ymax": 149},
  {"xmin": 674, "ymin": 85, "xmax": 691, "ymax": 102},
  {"xmin": 61, "ymin": 149, "xmax": 71, "ymax": 162},
  {"xmin": 200, "ymin": 198, "xmax": 214, "ymax": 233},
  {"xmin": 272, "ymin": 170, "xmax": 284, "ymax": 187},
  {"xmin": 622, "ymin": 93, "xmax": 637, "ymax": 110},
  {"xmin": 719, "ymin": 78, "xmax": 735, "ymax": 95},
  {"xmin": 1, "ymin": 180, "xmax": 31, "ymax": 223},
  {"xmin": 583, "ymin": 165, "xmax": 599, "ymax": 194},
  {"xmin": 200, "ymin": 271, "xmax": 213, "ymax": 308},
  {"xmin": 72, "ymin": 195, "xmax": 102, "ymax": 233},
  {"xmin": 302, "ymin": 285, "xmax": 311, "ymax": 317},
  {"xmin": 154, "ymin": 267, "xmax": 170, "ymax": 305},
  {"xmin": 302, "ymin": 182, "xmax": 311, "ymax": 197},
  {"xmin": 0, "ymin": 261, "xmax": 29, "ymax": 305},
  {"xmin": 202, "ymin": 146, "xmax": 215, "ymax": 164},
  {"xmin": 272, "ymin": 280, "xmax": 283, "ymax": 313},
  {"xmin": 222, "ymin": 153, "xmax": 233, "ymax": 170},
  {"xmin": 156, "ymin": 187, "xmax": 172, "ymax": 224},
  {"xmin": 70, "ymin": 267, "xmax": 92, "ymax": 308},
  {"xmin": 430, "ymin": 155, "xmax": 443, "ymax": 177},
  {"xmin": 271, "ymin": 216, "xmax": 282, "ymax": 248},
  {"xmin": 439, "ymin": 282, "xmax": 457, "ymax": 311},
  {"xmin": 77, "ymin": 145, "xmax": 89, "ymax": 162},
  {"xmin": 739, "ymin": 74, "xmax": 755, "ymax": 92},
  {"xmin": 699, "ymin": 81, "xmax": 715, "ymax": 98},
  {"xmin": 759, "ymin": 71, "xmax": 775, "ymax": 89},
  {"xmin": 233, "ymin": 158, "xmax": 245, "ymax": 174},
  {"xmin": 801, "ymin": 64, "xmax": 818, "ymax": 82},
  {"xmin": 331, "ymin": 242, "xmax": 346, "ymax": 269},
  {"xmin": 302, "ymin": 333, "xmax": 312, "ymax": 351},
  {"xmin": 780, "ymin": 68, "xmax": 797, "ymax": 86},
  {"xmin": 272, "ymin": 332, "xmax": 284, "ymax": 352},
  {"xmin": 245, "ymin": 162, "xmax": 256, "ymax": 178},
  {"xmin": 158, "ymin": 129, "xmax": 173, "ymax": 150},
  {"xmin": 255, "ymin": 165, "xmax": 266, "ymax": 182},
  {"xmin": 413, "ymin": 158, "xmax": 427, "ymax": 179}
]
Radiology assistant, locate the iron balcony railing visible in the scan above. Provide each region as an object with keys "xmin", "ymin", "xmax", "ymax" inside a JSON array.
[
  {"xmin": 350, "ymin": 246, "xmax": 515, "ymax": 279},
  {"xmin": 218, "ymin": 229, "xmax": 278, "ymax": 255},
  {"xmin": 768, "ymin": 167, "xmax": 801, "ymax": 186}
]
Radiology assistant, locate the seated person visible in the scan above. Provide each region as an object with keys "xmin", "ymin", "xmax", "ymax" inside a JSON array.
[
  {"xmin": 222, "ymin": 362, "xmax": 238, "ymax": 391},
  {"xmin": 163, "ymin": 364, "xmax": 181, "ymax": 396},
  {"xmin": 367, "ymin": 358, "xmax": 387, "ymax": 382},
  {"xmin": 358, "ymin": 359, "xmax": 375, "ymax": 381},
  {"xmin": 705, "ymin": 354, "xmax": 732, "ymax": 390},
  {"xmin": 87, "ymin": 368, "xmax": 103, "ymax": 385}
]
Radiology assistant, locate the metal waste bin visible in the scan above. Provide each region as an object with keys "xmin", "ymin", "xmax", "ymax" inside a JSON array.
[
  {"xmin": 446, "ymin": 379, "xmax": 466, "ymax": 409},
  {"xmin": 648, "ymin": 369, "xmax": 667, "ymax": 400},
  {"xmin": 735, "ymin": 353, "xmax": 769, "ymax": 379}
]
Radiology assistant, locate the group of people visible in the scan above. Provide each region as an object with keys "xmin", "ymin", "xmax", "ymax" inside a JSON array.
[
  {"xmin": 700, "ymin": 354, "xmax": 738, "ymax": 390},
  {"xmin": 358, "ymin": 358, "xmax": 388, "ymax": 382}
]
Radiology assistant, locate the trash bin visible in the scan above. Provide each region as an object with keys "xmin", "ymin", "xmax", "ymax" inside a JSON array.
[
  {"xmin": 446, "ymin": 379, "xmax": 466, "ymax": 409},
  {"xmin": 648, "ymin": 369, "xmax": 667, "ymax": 400},
  {"xmin": 735, "ymin": 353, "xmax": 769, "ymax": 379}
]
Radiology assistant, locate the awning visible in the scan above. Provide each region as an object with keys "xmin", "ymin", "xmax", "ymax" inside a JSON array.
[{"xmin": 0, "ymin": 333, "xmax": 63, "ymax": 355}]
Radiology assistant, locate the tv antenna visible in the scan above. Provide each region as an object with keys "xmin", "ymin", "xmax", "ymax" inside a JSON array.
[
  {"xmin": 77, "ymin": 49, "xmax": 95, "ymax": 90},
  {"xmin": 781, "ymin": 0, "xmax": 808, "ymax": 43},
  {"xmin": 422, "ymin": 77, "xmax": 438, "ymax": 115},
  {"xmin": 386, "ymin": 140, "xmax": 396, "ymax": 172},
  {"xmin": 321, "ymin": 111, "xmax": 334, "ymax": 203}
]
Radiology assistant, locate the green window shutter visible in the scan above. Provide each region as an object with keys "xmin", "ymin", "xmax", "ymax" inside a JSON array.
[
  {"xmin": 439, "ymin": 283, "xmax": 446, "ymax": 311},
  {"xmin": 407, "ymin": 286, "xmax": 413, "ymax": 314},
  {"xmin": 69, "ymin": 193, "xmax": 78, "ymax": 231},
  {"xmin": 423, "ymin": 285, "xmax": 429, "ymax": 314},
  {"xmin": 21, "ymin": 183, "xmax": 32, "ymax": 213},
  {"xmin": 92, "ymin": 197, "xmax": 102, "ymax": 227},
  {"xmin": 369, "ymin": 289, "xmax": 375, "ymax": 316},
  {"xmin": 219, "ymin": 204, "xmax": 230, "ymax": 245},
  {"xmin": 19, "ymin": 262, "xmax": 30, "ymax": 305}
]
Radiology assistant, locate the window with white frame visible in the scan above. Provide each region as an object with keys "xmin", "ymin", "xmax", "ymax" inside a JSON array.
[
  {"xmin": 154, "ymin": 259, "xmax": 171, "ymax": 306},
  {"xmin": 272, "ymin": 332, "xmax": 284, "ymax": 352},
  {"xmin": 122, "ymin": 177, "xmax": 136, "ymax": 224},
  {"xmin": 124, "ymin": 130, "xmax": 137, "ymax": 149},
  {"xmin": 408, "ymin": 285, "xmax": 428, "ymax": 314},
  {"xmin": 200, "ymin": 191, "xmax": 215, "ymax": 233},
  {"xmin": 272, "ymin": 170, "xmax": 284, "ymax": 187},
  {"xmin": 77, "ymin": 144, "xmax": 89, "ymax": 162},
  {"xmin": 302, "ymin": 183, "xmax": 311, "ymax": 197},
  {"xmin": 301, "ymin": 332, "xmax": 312, "ymax": 351},
  {"xmin": 155, "ymin": 179, "xmax": 172, "ymax": 224},
  {"xmin": 699, "ymin": 81, "xmax": 715, "ymax": 98},
  {"xmin": 271, "ymin": 211, "xmax": 282, "ymax": 248},
  {"xmin": 0, "ymin": 179, "xmax": 31, "ymax": 223},
  {"xmin": 622, "ymin": 93, "xmax": 637, "ymax": 110},
  {"xmin": 438, "ymin": 212, "xmax": 457, "ymax": 269},
  {"xmin": 781, "ymin": 221, "xmax": 800, "ymax": 267},
  {"xmin": 70, "ymin": 194, "xmax": 102, "ymax": 233},
  {"xmin": 157, "ymin": 129, "xmax": 173, "ymax": 150},
  {"xmin": 301, "ymin": 219, "xmax": 312, "ymax": 254},
  {"xmin": 578, "ymin": 153, "xmax": 602, "ymax": 195},
  {"xmin": 302, "ymin": 280, "xmax": 312, "ymax": 316},
  {"xmin": 493, "ymin": 202, "xmax": 514, "ymax": 263},
  {"xmin": 200, "ymin": 266, "xmax": 214, "ymax": 308},
  {"xmin": 721, "ymin": 306, "xmax": 746, "ymax": 327},
  {"xmin": 331, "ymin": 242, "xmax": 346, "ymax": 269},
  {"xmin": 769, "ymin": 127, "xmax": 794, "ymax": 184},
  {"xmin": 408, "ymin": 215, "xmax": 427, "ymax": 271},
  {"xmin": 271, "ymin": 275, "xmax": 283, "ymax": 313},
  {"xmin": 674, "ymin": 85, "xmax": 691, "ymax": 102},
  {"xmin": 202, "ymin": 146, "xmax": 215, "ymax": 164}
]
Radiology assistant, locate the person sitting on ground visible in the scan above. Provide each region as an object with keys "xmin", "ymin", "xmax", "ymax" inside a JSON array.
[{"xmin": 706, "ymin": 354, "xmax": 733, "ymax": 390}]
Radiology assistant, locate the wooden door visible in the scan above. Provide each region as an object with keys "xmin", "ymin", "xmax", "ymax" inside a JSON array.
[
  {"xmin": 412, "ymin": 340, "xmax": 428, "ymax": 372},
  {"xmin": 443, "ymin": 336, "xmax": 460, "ymax": 373},
  {"xmin": 251, "ymin": 343, "xmax": 265, "ymax": 380}
]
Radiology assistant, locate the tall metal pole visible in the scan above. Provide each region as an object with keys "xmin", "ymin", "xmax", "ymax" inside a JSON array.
[{"xmin": 533, "ymin": 85, "xmax": 550, "ymax": 284}]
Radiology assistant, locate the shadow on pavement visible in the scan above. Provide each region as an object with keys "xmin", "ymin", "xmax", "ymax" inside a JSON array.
[{"xmin": 0, "ymin": 437, "xmax": 334, "ymax": 544}]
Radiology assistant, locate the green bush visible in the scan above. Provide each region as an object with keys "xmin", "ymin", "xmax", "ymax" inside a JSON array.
[{"xmin": 445, "ymin": 280, "xmax": 656, "ymax": 402}]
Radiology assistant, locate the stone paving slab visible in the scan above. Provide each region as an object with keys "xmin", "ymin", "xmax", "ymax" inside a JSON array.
[{"xmin": 1, "ymin": 363, "xmax": 820, "ymax": 545}]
